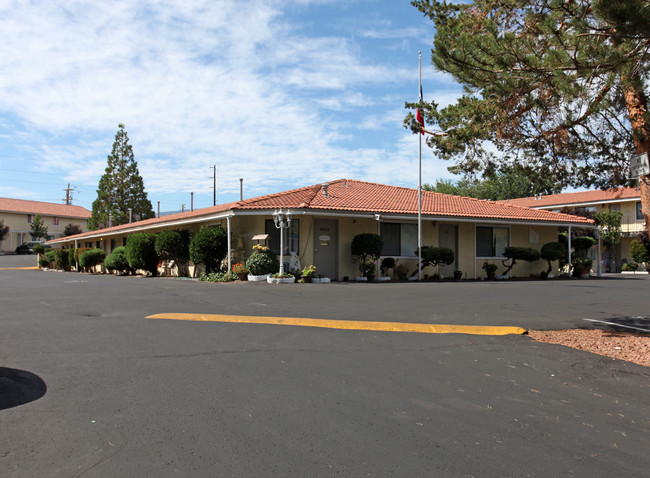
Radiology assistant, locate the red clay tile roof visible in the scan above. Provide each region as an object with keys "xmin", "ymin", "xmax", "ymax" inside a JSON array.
[
  {"xmin": 498, "ymin": 187, "xmax": 640, "ymax": 209},
  {"xmin": 48, "ymin": 179, "xmax": 593, "ymax": 243},
  {"xmin": 0, "ymin": 197, "xmax": 91, "ymax": 218},
  {"xmin": 237, "ymin": 179, "xmax": 593, "ymax": 224}
]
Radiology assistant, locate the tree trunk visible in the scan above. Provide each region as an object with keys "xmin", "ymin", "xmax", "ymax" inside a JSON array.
[{"xmin": 622, "ymin": 78, "xmax": 650, "ymax": 230}]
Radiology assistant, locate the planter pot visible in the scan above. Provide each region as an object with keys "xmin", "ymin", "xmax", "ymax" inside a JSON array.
[
  {"xmin": 313, "ymin": 277, "xmax": 331, "ymax": 283},
  {"xmin": 355, "ymin": 276, "xmax": 367, "ymax": 281},
  {"xmin": 453, "ymin": 271, "xmax": 463, "ymax": 281},
  {"xmin": 248, "ymin": 273, "xmax": 270, "ymax": 282},
  {"xmin": 302, "ymin": 276, "xmax": 313, "ymax": 283},
  {"xmin": 376, "ymin": 276, "xmax": 391, "ymax": 281},
  {"xmin": 267, "ymin": 276, "xmax": 295, "ymax": 284},
  {"xmin": 237, "ymin": 273, "xmax": 248, "ymax": 281}
]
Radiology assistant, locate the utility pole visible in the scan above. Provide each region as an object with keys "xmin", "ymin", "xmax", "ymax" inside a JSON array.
[
  {"xmin": 62, "ymin": 183, "xmax": 77, "ymax": 205},
  {"xmin": 212, "ymin": 165, "xmax": 217, "ymax": 206}
]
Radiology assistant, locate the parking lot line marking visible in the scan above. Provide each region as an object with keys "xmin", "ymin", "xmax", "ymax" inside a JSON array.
[
  {"xmin": 0, "ymin": 267, "xmax": 39, "ymax": 270},
  {"xmin": 146, "ymin": 313, "xmax": 527, "ymax": 335}
]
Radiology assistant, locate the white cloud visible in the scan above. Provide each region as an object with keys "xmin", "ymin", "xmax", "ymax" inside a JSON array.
[{"xmin": 0, "ymin": 0, "xmax": 464, "ymax": 209}]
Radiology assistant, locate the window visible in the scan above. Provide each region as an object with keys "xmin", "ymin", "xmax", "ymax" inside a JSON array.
[
  {"xmin": 265, "ymin": 219, "xmax": 300, "ymax": 255},
  {"xmin": 380, "ymin": 223, "xmax": 417, "ymax": 257},
  {"xmin": 27, "ymin": 214, "xmax": 34, "ymax": 224},
  {"xmin": 476, "ymin": 226, "xmax": 509, "ymax": 257},
  {"xmin": 637, "ymin": 202, "xmax": 644, "ymax": 220},
  {"xmin": 52, "ymin": 217, "xmax": 59, "ymax": 225}
]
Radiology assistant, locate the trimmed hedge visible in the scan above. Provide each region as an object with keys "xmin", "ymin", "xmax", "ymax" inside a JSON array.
[
  {"xmin": 189, "ymin": 226, "xmax": 228, "ymax": 273},
  {"xmin": 540, "ymin": 242, "xmax": 567, "ymax": 273},
  {"xmin": 105, "ymin": 246, "xmax": 131, "ymax": 274},
  {"xmin": 245, "ymin": 246, "xmax": 279, "ymax": 275},
  {"xmin": 79, "ymin": 248, "xmax": 106, "ymax": 271},
  {"xmin": 126, "ymin": 233, "xmax": 159, "ymax": 275}
]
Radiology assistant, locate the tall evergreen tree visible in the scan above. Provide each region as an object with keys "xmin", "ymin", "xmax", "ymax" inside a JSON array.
[
  {"xmin": 29, "ymin": 214, "xmax": 48, "ymax": 240},
  {"xmin": 89, "ymin": 124, "xmax": 154, "ymax": 230},
  {"xmin": 406, "ymin": 0, "xmax": 650, "ymax": 227}
]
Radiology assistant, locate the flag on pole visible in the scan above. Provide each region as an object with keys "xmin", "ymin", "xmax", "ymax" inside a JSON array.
[{"xmin": 416, "ymin": 83, "xmax": 425, "ymax": 134}]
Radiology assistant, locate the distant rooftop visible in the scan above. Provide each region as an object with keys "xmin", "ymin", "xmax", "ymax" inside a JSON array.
[
  {"xmin": 499, "ymin": 187, "xmax": 641, "ymax": 209},
  {"xmin": 0, "ymin": 197, "xmax": 91, "ymax": 219}
]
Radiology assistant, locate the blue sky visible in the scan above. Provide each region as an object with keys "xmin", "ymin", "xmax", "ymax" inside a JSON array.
[{"xmin": 0, "ymin": 0, "xmax": 465, "ymax": 213}]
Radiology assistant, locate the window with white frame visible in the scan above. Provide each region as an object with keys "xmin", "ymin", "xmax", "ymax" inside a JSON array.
[
  {"xmin": 52, "ymin": 217, "xmax": 59, "ymax": 225},
  {"xmin": 380, "ymin": 222, "xmax": 418, "ymax": 257},
  {"xmin": 265, "ymin": 219, "xmax": 300, "ymax": 255},
  {"xmin": 476, "ymin": 226, "xmax": 509, "ymax": 257}
]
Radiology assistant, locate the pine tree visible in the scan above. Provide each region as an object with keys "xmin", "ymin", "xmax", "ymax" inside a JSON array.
[
  {"xmin": 406, "ymin": 0, "xmax": 650, "ymax": 227},
  {"xmin": 30, "ymin": 214, "xmax": 48, "ymax": 240},
  {"xmin": 89, "ymin": 124, "xmax": 155, "ymax": 230}
]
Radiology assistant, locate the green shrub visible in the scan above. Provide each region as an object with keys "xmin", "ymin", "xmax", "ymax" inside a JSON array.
[
  {"xmin": 126, "ymin": 233, "xmax": 159, "ymax": 275},
  {"xmin": 572, "ymin": 236, "xmax": 596, "ymax": 258},
  {"xmin": 630, "ymin": 239, "xmax": 650, "ymax": 266},
  {"xmin": 198, "ymin": 271, "xmax": 238, "ymax": 282},
  {"xmin": 155, "ymin": 229, "xmax": 190, "ymax": 262},
  {"xmin": 105, "ymin": 247, "xmax": 131, "ymax": 274},
  {"xmin": 351, "ymin": 233, "xmax": 383, "ymax": 276},
  {"xmin": 190, "ymin": 226, "xmax": 228, "ymax": 273},
  {"xmin": 79, "ymin": 248, "xmax": 106, "ymax": 271},
  {"xmin": 67, "ymin": 248, "xmax": 76, "ymax": 268},
  {"xmin": 540, "ymin": 242, "xmax": 567, "ymax": 273},
  {"xmin": 53, "ymin": 249, "xmax": 70, "ymax": 271},
  {"xmin": 380, "ymin": 257, "xmax": 396, "ymax": 275},
  {"xmin": 245, "ymin": 245, "xmax": 279, "ymax": 275},
  {"xmin": 32, "ymin": 243, "xmax": 45, "ymax": 254},
  {"xmin": 622, "ymin": 262, "xmax": 638, "ymax": 271},
  {"xmin": 419, "ymin": 246, "xmax": 454, "ymax": 268},
  {"xmin": 45, "ymin": 250, "xmax": 57, "ymax": 267},
  {"xmin": 501, "ymin": 246, "xmax": 541, "ymax": 275},
  {"xmin": 38, "ymin": 256, "xmax": 50, "ymax": 268}
]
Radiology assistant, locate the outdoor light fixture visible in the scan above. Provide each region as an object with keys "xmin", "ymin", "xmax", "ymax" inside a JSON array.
[{"xmin": 273, "ymin": 209, "xmax": 291, "ymax": 275}]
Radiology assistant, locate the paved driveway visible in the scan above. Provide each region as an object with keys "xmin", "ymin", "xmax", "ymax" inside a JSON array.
[{"xmin": 1, "ymin": 264, "xmax": 649, "ymax": 477}]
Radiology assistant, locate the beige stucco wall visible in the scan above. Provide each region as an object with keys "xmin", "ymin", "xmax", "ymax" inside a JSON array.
[
  {"xmin": 1, "ymin": 211, "xmax": 89, "ymax": 253},
  {"xmin": 47, "ymin": 212, "xmax": 579, "ymax": 281}
]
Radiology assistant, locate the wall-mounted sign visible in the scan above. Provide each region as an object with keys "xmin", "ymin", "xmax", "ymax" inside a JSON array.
[{"xmin": 631, "ymin": 152, "xmax": 650, "ymax": 177}]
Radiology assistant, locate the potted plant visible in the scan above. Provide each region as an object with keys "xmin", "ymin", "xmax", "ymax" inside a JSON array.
[
  {"xmin": 267, "ymin": 272, "xmax": 296, "ymax": 284},
  {"xmin": 453, "ymin": 269, "xmax": 463, "ymax": 281},
  {"xmin": 246, "ymin": 244, "xmax": 280, "ymax": 281},
  {"xmin": 482, "ymin": 262, "xmax": 498, "ymax": 280},
  {"xmin": 301, "ymin": 264, "xmax": 317, "ymax": 283},
  {"xmin": 379, "ymin": 257, "xmax": 396, "ymax": 280},
  {"xmin": 232, "ymin": 262, "xmax": 248, "ymax": 281},
  {"xmin": 351, "ymin": 233, "xmax": 383, "ymax": 281}
]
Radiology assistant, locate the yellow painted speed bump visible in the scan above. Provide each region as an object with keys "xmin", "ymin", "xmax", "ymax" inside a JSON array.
[
  {"xmin": 146, "ymin": 313, "xmax": 527, "ymax": 336},
  {"xmin": 0, "ymin": 267, "xmax": 39, "ymax": 270}
]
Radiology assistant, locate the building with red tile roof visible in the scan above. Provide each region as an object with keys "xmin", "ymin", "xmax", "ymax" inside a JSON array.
[
  {"xmin": 48, "ymin": 179, "xmax": 595, "ymax": 279},
  {"xmin": 500, "ymin": 187, "xmax": 644, "ymax": 272},
  {"xmin": 0, "ymin": 197, "xmax": 91, "ymax": 253}
]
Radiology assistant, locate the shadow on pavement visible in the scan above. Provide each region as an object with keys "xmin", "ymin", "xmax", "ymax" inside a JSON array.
[
  {"xmin": 0, "ymin": 367, "xmax": 47, "ymax": 410},
  {"xmin": 586, "ymin": 316, "xmax": 650, "ymax": 334}
]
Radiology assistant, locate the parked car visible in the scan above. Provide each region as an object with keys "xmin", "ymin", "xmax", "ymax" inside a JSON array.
[
  {"xmin": 15, "ymin": 243, "xmax": 34, "ymax": 254},
  {"xmin": 15, "ymin": 241, "xmax": 47, "ymax": 255}
]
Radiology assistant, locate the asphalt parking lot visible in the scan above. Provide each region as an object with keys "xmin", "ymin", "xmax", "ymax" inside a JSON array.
[{"xmin": 1, "ymin": 254, "xmax": 649, "ymax": 477}]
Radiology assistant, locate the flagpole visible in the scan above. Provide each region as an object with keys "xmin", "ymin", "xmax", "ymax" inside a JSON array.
[{"xmin": 418, "ymin": 51, "xmax": 422, "ymax": 281}]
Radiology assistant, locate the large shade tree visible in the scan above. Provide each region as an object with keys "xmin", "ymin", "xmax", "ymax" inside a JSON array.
[
  {"xmin": 89, "ymin": 124, "xmax": 155, "ymax": 230},
  {"xmin": 406, "ymin": 0, "xmax": 650, "ymax": 227}
]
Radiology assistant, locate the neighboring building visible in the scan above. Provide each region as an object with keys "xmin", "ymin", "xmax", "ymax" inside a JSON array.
[
  {"xmin": 500, "ymin": 187, "xmax": 644, "ymax": 272},
  {"xmin": 47, "ymin": 179, "xmax": 594, "ymax": 279},
  {"xmin": 0, "ymin": 197, "xmax": 91, "ymax": 253}
]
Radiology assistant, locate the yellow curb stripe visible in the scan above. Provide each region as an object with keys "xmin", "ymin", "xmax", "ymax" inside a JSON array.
[
  {"xmin": 146, "ymin": 313, "xmax": 527, "ymax": 336},
  {"xmin": 0, "ymin": 267, "xmax": 39, "ymax": 270}
]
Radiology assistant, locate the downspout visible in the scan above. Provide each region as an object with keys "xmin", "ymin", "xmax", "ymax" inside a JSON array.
[
  {"xmin": 567, "ymin": 226, "xmax": 571, "ymax": 277},
  {"xmin": 596, "ymin": 227, "xmax": 602, "ymax": 277},
  {"xmin": 226, "ymin": 215, "xmax": 232, "ymax": 273},
  {"xmin": 375, "ymin": 214, "xmax": 381, "ymax": 278}
]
